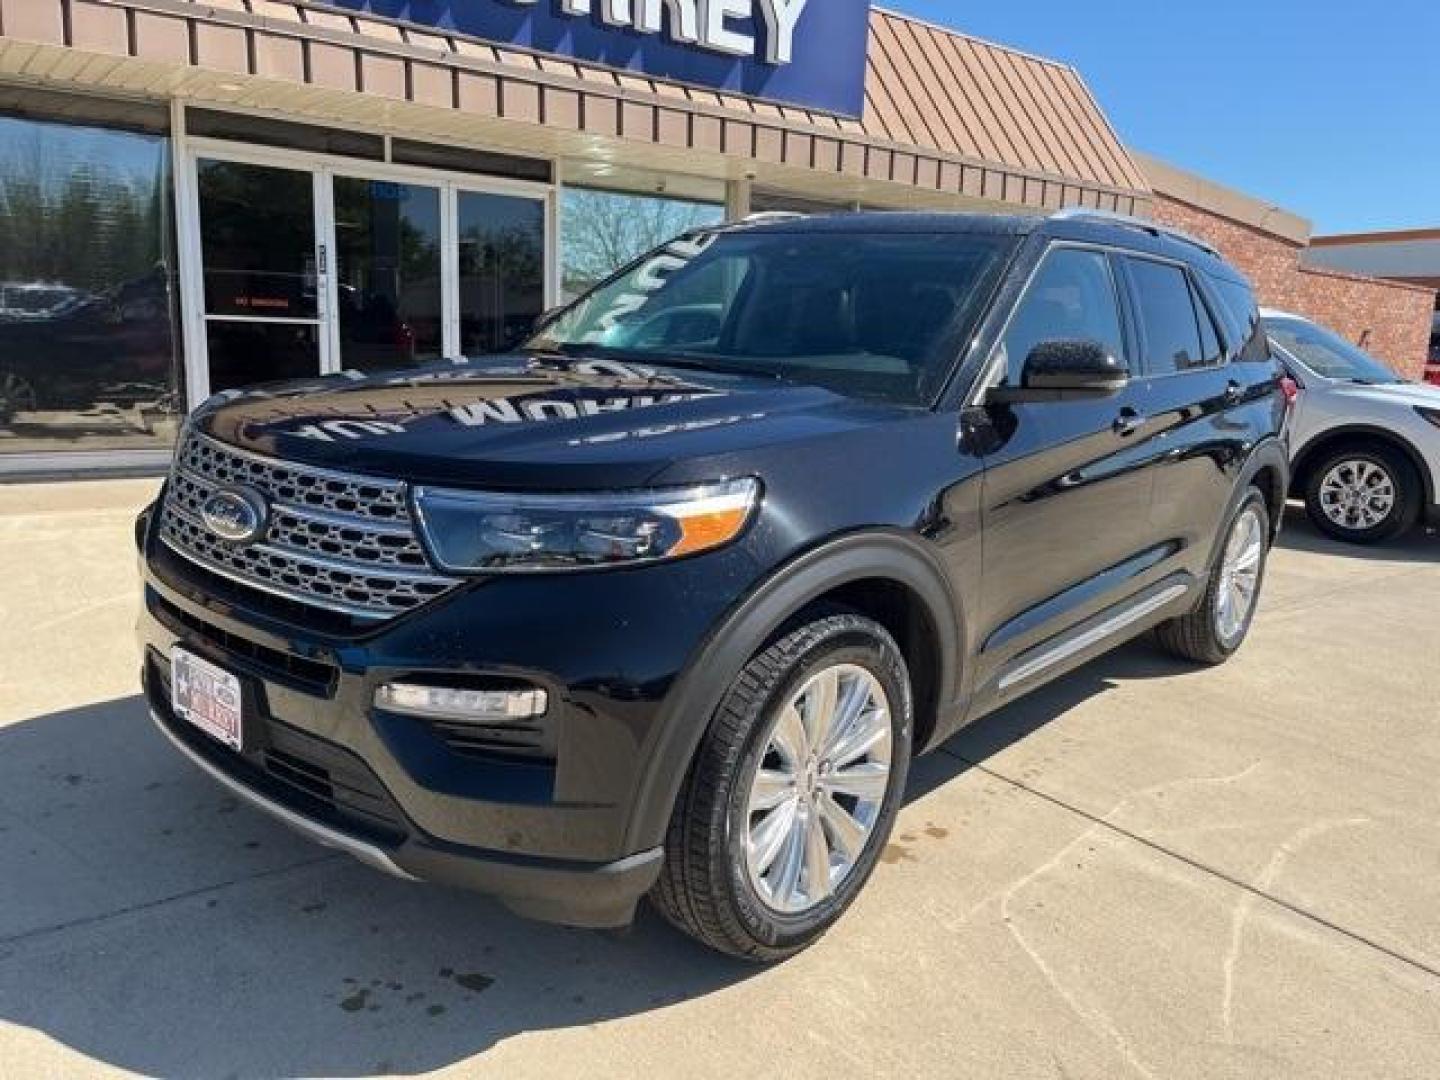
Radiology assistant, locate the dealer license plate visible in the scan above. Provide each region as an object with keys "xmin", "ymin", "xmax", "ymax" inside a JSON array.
[{"xmin": 171, "ymin": 647, "xmax": 244, "ymax": 751}]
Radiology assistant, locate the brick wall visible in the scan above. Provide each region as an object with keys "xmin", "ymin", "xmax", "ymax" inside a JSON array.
[
  {"xmin": 1151, "ymin": 194, "xmax": 1435, "ymax": 380},
  {"xmin": 1292, "ymin": 266, "xmax": 1435, "ymax": 381},
  {"xmin": 1151, "ymin": 195, "xmax": 1300, "ymax": 305}
]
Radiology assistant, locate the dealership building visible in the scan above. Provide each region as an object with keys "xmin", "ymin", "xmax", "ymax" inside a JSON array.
[
  {"xmin": 1303, "ymin": 229, "xmax": 1440, "ymax": 376},
  {"xmin": 0, "ymin": 0, "xmax": 1431, "ymax": 477}
]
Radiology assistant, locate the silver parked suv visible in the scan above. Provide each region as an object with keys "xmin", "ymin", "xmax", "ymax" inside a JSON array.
[{"xmin": 1264, "ymin": 309, "xmax": 1440, "ymax": 544}]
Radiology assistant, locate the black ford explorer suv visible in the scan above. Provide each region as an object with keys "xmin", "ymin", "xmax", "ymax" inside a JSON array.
[{"xmin": 137, "ymin": 211, "xmax": 1289, "ymax": 961}]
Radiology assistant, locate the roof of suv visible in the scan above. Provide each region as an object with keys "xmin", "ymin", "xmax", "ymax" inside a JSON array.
[{"xmin": 726, "ymin": 210, "xmax": 1244, "ymax": 283}]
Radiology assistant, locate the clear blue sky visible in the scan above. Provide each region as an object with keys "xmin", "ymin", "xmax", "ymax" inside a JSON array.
[{"xmin": 886, "ymin": 0, "xmax": 1438, "ymax": 235}]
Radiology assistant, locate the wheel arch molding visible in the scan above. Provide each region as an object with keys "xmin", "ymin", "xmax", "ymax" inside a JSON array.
[
  {"xmin": 1238, "ymin": 436, "xmax": 1291, "ymax": 540},
  {"xmin": 620, "ymin": 529, "xmax": 966, "ymax": 854},
  {"xmin": 1201, "ymin": 437, "xmax": 1289, "ymax": 574}
]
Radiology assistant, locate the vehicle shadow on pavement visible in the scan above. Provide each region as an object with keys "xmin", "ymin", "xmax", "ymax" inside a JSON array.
[
  {"xmin": 915, "ymin": 640, "xmax": 1193, "ymax": 804},
  {"xmin": 0, "ymin": 642, "xmax": 1194, "ymax": 1077},
  {"xmin": 1276, "ymin": 505, "xmax": 1437, "ymax": 563},
  {"xmin": 0, "ymin": 695, "xmax": 762, "ymax": 1077}
]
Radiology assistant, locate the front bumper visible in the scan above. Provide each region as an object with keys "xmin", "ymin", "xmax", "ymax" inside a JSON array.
[
  {"xmin": 135, "ymin": 510, "xmax": 757, "ymax": 928},
  {"xmin": 142, "ymin": 655, "xmax": 662, "ymax": 927}
]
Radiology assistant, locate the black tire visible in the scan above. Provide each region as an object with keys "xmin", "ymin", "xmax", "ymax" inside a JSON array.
[
  {"xmin": 1303, "ymin": 443, "xmax": 1421, "ymax": 545},
  {"xmin": 1155, "ymin": 488, "xmax": 1271, "ymax": 665},
  {"xmin": 651, "ymin": 612, "xmax": 913, "ymax": 962}
]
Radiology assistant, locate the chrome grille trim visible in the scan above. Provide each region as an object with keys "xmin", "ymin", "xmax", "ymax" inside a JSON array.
[
  {"xmin": 166, "ymin": 502, "xmax": 451, "ymax": 586},
  {"xmin": 159, "ymin": 432, "xmax": 459, "ymax": 620}
]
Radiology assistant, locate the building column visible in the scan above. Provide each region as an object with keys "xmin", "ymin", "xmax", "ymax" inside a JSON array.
[{"xmin": 725, "ymin": 176, "xmax": 752, "ymax": 222}]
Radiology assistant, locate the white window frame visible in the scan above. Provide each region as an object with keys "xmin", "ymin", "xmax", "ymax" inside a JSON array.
[{"xmin": 172, "ymin": 110, "xmax": 557, "ymax": 408}]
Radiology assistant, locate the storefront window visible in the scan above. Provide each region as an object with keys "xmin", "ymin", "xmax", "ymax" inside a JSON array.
[
  {"xmin": 561, "ymin": 187, "xmax": 723, "ymax": 300},
  {"xmin": 458, "ymin": 191, "xmax": 547, "ymax": 355},
  {"xmin": 0, "ymin": 107, "xmax": 181, "ymax": 454}
]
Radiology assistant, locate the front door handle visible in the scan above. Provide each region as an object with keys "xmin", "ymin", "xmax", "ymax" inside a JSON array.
[{"xmin": 1113, "ymin": 408, "xmax": 1145, "ymax": 437}]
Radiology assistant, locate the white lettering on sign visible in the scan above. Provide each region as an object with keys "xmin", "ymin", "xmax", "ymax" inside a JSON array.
[
  {"xmin": 502, "ymin": 0, "xmax": 810, "ymax": 65},
  {"xmin": 635, "ymin": 0, "xmax": 698, "ymax": 44}
]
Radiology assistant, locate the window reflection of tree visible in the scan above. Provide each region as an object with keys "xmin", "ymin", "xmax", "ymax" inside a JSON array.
[
  {"xmin": 562, "ymin": 188, "xmax": 723, "ymax": 300},
  {"xmin": 459, "ymin": 214, "xmax": 546, "ymax": 355},
  {"xmin": 0, "ymin": 117, "xmax": 181, "ymax": 451}
]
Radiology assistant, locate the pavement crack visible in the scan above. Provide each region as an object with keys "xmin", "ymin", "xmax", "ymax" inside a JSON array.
[
  {"xmin": 944, "ymin": 749, "xmax": 1440, "ymax": 986},
  {"xmin": 1220, "ymin": 817, "xmax": 1371, "ymax": 1037},
  {"xmin": 999, "ymin": 819, "xmax": 1158, "ymax": 1080},
  {"xmin": 0, "ymin": 854, "xmax": 339, "ymax": 954},
  {"xmin": 984, "ymin": 762, "xmax": 1265, "ymax": 1079}
]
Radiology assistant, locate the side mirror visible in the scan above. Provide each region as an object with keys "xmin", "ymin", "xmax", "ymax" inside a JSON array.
[{"xmin": 989, "ymin": 340, "xmax": 1128, "ymax": 404}]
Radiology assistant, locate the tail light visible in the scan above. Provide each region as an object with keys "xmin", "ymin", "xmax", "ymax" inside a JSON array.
[{"xmin": 1280, "ymin": 376, "xmax": 1300, "ymax": 408}]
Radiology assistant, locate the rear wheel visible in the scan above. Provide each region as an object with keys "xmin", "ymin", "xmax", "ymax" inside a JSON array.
[
  {"xmin": 1155, "ymin": 489, "xmax": 1270, "ymax": 665},
  {"xmin": 1304, "ymin": 445, "xmax": 1420, "ymax": 545},
  {"xmin": 651, "ymin": 613, "xmax": 913, "ymax": 962}
]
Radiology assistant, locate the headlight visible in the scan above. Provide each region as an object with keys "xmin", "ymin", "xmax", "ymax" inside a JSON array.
[
  {"xmin": 1417, "ymin": 406, "xmax": 1440, "ymax": 430},
  {"xmin": 412, "ymin": 478, "xmax": 761, "ymax": 573}
]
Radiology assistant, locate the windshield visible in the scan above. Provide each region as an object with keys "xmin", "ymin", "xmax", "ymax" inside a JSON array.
[
  {"xmin": 527, "ymin": 229, "xmax": 1015, "ymax": 406},
  {"xmin": 1264, "ymin": 316, "xmax": 1405, "ymax": 384}
]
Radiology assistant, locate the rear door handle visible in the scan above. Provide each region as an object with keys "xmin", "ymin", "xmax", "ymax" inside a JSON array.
[
  {"xmin": 1113, "ymin": 408, "xmax": 1145, "ymax": 437},
  {"xmin": 1224, "ymin": 380, "xmax": 1245, "ymax": 405}
]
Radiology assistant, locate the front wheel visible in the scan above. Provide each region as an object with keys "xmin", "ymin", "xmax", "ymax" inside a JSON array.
[
  {"xmin": 651, "ymin": 613, "xmax": 913, "ymax": 962},
  {"xmin": 1155, "ymin": 489, "xmax": 1271, "ymax": 665},
  {"xmin": 1304, "ymin": 446, "xmax": 1420, "ymax": 545}
]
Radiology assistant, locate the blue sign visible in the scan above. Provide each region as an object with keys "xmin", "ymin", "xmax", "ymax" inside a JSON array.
[{"xmin": 327, "ymin": 1, "xmax": 872, "ymax": 117}]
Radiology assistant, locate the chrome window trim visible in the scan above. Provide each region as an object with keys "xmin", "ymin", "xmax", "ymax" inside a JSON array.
[
  {"xmin": 967, "ymin": 240, "xmax": 1131, "ymax": 406},
  {"xmin": 1119, "ymin": 252, "xmax": 1233, "ymax": 378}
]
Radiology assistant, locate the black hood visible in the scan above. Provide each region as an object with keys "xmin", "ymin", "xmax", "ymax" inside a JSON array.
[{"xmin": 193, "ymin": 356, "xmax": 911, "ymax": 489}]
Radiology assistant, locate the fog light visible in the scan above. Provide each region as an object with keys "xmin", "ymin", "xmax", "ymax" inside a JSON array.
[{"xmin": 374, "ymin": 683, "xmax": 548, "ymax": 721}]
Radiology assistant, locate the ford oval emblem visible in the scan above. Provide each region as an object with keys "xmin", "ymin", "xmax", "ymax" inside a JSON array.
[{"xmin": 201, "ymin": 486, "xmax": 269, "ymax": 545}]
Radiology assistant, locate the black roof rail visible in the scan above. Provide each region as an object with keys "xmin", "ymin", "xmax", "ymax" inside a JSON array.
[{"xmin": 1050, "ymin": 207, "xmax": 1221, "ymax": 259}]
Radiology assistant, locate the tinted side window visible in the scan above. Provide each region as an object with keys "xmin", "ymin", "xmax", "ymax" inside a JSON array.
[
  {"xmin": 997, "ymin": 248, "xmax": 1126, "ymax": 386},
  {"xmin": 1207, "ymin": 274, "xmax": 1269, "ymax": 362},
  {"xmin": 1192, "ymin": 281, "xmax": 1224, "ymax": 367},
  {"xmin": 1127, "ymin": 258, "xmax": 1204, "ymax": 375}
]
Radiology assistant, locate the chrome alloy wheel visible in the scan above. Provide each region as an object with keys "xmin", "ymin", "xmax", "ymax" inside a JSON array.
[
  {"xmin": 1216, "ymin": 506, "xmax": 1265, "ymax": 644},
  {"xmin": 743, "ymin": 664, "xmax": 894, "ymax": 915},
  {"xmin": 1319, "ymin": 458, "xmax": 1396, "ymax": 531}
]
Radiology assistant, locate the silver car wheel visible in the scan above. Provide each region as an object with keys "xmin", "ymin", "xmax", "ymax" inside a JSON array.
[
  {"xmin": 1216, "ymin": 506, "xmax": 1265, "ymax": 645},
  {"xmin": 1319, "ymin": 458, "xmax": 1396, "ymax": 532},
  {"xmin": 743, "ymin": 664, "xmax": 894, "ymax": 916}
]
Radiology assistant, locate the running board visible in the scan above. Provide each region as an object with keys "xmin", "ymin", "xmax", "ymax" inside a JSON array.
[{"xmin": 996, "ymin": 578, "xmax": 1195, "ymax": 692}]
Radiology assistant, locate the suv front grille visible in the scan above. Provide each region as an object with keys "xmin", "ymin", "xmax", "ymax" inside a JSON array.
[{"xmin": 159, "ymin": 432, "xmax": 458, "ymax": 620}]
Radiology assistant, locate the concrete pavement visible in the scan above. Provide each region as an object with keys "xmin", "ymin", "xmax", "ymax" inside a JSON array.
[{"xmin": 0, "ymin": 479, "xmax": 1437, "ymax": 1078}]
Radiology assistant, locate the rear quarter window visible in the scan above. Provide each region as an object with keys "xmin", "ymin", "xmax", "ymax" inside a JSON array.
[
  {"xmin": 1125, "ymin": 258, "xmax": 1206, "ymax": 375},
  {"xmin": 1206, "ymin": 274, "xmax": 1270, "ymax": 362}
]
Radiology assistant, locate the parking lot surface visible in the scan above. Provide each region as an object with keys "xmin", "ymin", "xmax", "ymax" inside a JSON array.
[{"xmin": 1, "ymin": 479, "xmax": 1437, "ymax": 1079}]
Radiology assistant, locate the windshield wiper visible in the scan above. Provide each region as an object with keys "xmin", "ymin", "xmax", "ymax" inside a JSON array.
[
  {"xmin": 644, "ymin": 354, "xmax": 793, "ymax": 383},
  {"xmin": 527, "ymin": 341, "xmax": 795, "ymax": 384}
]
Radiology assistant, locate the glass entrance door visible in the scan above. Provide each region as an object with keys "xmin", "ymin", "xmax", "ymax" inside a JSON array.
[
  {"xmin": 195, "ymin": 158, "xmax": 327, "ymax": 394},
  {"xmin": 331, "ymin": 176, "xmax": 444, "ymax": 373},
  {"xmin": 184, "ymin": 148, "xmax": 553, "ymax": 401}
]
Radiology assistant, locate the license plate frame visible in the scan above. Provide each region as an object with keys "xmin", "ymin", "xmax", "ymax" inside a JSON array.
[{"xmin": 171, "ymin": 647, "xmax": 245, "ymax": 752}]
